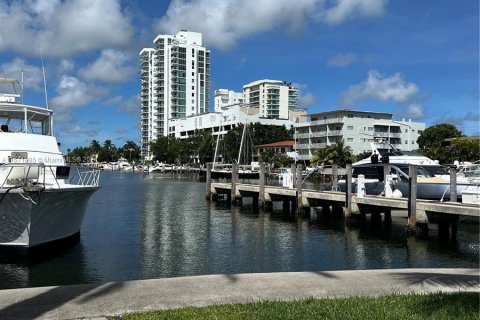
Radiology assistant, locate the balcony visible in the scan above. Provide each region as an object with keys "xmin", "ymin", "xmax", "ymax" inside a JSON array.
[{"xmin": 328, "ymin": 130, "xmax": 343, "ymax": 136}]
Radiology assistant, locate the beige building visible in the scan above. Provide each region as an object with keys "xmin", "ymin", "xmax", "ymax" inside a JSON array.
[{"xmin": 243, "ymin": 79, "xmax": 298, "ymax": 120}]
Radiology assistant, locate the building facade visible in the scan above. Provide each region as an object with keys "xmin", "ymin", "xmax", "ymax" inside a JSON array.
[
  {"xmin": 243, "ymin": 80, "xmax": 298, "ymax": 120},
  {"xmin": 214, "ymin": 89, "xmax": 244, "ymax": 112},
  {"xmin": 168, "ymin": 103, "xmax": 306, "ymax": 139},
  {"xmin": 140, "ymin": 48, "xmax": 156, "ymax": 157},
  {"xmin": 140, "ymin": 30, "xmax": 210, "ymax": 159},
  {"xmin": 295, "ymin": 110, "xmax": 425, "ymax": 161}
]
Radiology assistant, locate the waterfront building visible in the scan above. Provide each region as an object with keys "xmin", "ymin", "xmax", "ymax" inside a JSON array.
[
  {"xmin": 243, "ymin": 80, "xmax": 298, "ymax": 120},
  {"xmin": 295, "ymin": 109, "xmax": 425, "ymax": 161},
  {"xmin": 169, "ymin": 103, "xmax": 305, "ymax": 139},
  {"xmin": 140, "ymin": 30, "xmax": 210, "ymax": 159},
  {"xmin": 140, "ymin": 48, "xmax": 156, "ymax": 158},
  {"xmin": 214, "ymin": 89, "xmax": 244, "ymax": 112}
]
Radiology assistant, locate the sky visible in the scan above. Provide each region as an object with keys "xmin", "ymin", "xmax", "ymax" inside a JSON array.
[{"xmin": 0, "ymin": 0, "xmax": 478, "ymax": 152}]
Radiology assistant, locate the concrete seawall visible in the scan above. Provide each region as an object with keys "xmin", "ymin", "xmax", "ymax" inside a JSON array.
[{"xmin": 0, "ymin": 268, "xmax": 478, "ymax": 320}]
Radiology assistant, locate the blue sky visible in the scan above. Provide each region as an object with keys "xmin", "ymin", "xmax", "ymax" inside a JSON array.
[{"xmin": 0, "ymin": 0, "xmax": 478, "ymax": 152}]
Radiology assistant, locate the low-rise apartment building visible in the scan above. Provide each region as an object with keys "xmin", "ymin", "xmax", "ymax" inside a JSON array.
[{"xmin": 295, "ymin": 109, "xmax": 425, "ymax": 161}]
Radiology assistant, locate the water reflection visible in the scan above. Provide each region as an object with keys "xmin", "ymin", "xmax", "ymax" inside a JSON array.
[
  {"xmin": 0, "ymin": 172, "xmax": 478, "ymax": 290},
  {"xmin": 0, "ymin": 235, "xmax": 99, "ymax": 289}
]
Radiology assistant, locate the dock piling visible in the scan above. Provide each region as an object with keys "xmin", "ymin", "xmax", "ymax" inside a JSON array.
[
  {"xmin": 407, "ymin": 164, "xmax": 418, "ymax": 233},
  {"xmin": 449, "ymin": 165, "xmax": 457, "ymax": 202},
  {"xmin": 206, "ymin": 163, "xmax": 212, "ymax": 200}
]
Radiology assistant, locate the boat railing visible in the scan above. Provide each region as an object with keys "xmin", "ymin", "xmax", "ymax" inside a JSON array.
[
  {"xmin": 0, "ymin": 163, "xmax": 100, "ymax": 190},
  {"xmin": 69, "ymin": 167, "xmax": 101, "ymax": 187}
]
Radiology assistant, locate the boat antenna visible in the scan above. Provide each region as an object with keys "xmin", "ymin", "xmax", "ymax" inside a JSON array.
[{"xmin": 40, "ymin": 47, "xmax": 49, "ymax": 110}]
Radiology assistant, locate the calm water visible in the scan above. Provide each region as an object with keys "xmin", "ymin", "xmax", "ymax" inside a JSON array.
[{"xmin": 0, "ymin": 171, "xmax": 478, "ymax": 290}]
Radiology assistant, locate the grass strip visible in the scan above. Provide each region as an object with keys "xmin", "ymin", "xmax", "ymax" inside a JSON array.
[{"xmin": 117, "ymin": 292, "xmax": 479, "ymax": 320}]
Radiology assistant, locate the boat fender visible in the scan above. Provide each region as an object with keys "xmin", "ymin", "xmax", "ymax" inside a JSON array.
[
  {"xmin": 381, "ymin": 155, "xmax": 389, "ymax": 164},
  {"xmin": 371, "ymin": 154, "xmax": 379, "ymax": 164},
  {"xmin": 392, "ymin": 189, "xmax": 402, "ymax": 198}
]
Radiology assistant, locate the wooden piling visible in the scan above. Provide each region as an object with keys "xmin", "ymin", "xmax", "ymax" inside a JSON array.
[
  {"xmin": 332, "ymin": 164, "xmax": 338, "ymax": 191},
  {"xmin": 449, "ymin": 165, "xmax": 457, "ymax": 202},
  {"xmin": 296, "ymin": 163, "xmax": 303, "ymax": 214},
  {"xmin": 344, "ymin": 163, "xmax": 352, "ymax": 215},
  {"xmin": 383, "ymin": 163, "xmax": 390, "ymax": 182},
  {"xmin": 407, "ymin": 164, "xmax": 417, "ymax": 231},
  {"xmin": 206, "ymin": 163, "xmax": 212, "ymax": 200},
  {"xmin": 231, "ymin": 163, "xmax": 239, "ymax": 205},
  {"xmin": 259, "ymin": 162, "xmax": 265, "ymax": 207}
]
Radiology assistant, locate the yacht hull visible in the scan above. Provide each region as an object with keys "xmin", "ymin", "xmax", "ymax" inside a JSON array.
[
  {"xmin": 0, "ymin": 187, "xmax": 98, "ymax": 247},
  {"xmin": 339, "ymin": 181, "xmax": 469, "ymax": 201}
]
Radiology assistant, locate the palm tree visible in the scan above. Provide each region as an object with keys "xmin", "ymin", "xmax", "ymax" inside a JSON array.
[
  {"xmin": 311, "ymin": 147, "xmax": 328, "ymax": 166},
  {"xmin": 103, "ymin": 140, "xmax": 116, "ymax": 162},
  {"xmin": 323, "ymin": 140, "xmax": 354, "ymax": 167},
  {"xmin": 313, "ymin": 140, "xmax": 353, "ymax": 167},
  {"xmin": 90, "ymin": 139, "xmax": 101, "ymax": 162}
]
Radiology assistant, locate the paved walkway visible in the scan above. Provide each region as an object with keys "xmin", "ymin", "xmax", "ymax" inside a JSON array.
[{"xmin": 0, "ymin": 268, "xmax": 478, "ymax": 320}]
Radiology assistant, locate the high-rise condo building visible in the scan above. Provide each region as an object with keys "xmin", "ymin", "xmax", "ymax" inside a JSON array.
[
  {"xmin": 140, "ymin": 30, "xmax": 210, "ymax": 160},
  {"xmin": 243, "ymin": 80, "xmax": 298, "ymax": 120}
]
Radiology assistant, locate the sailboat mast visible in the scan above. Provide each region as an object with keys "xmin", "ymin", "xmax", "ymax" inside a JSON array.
[
  {"xmin": 213, "ymin": 121, "xmax": 222, "ymax": 170},
  {"xmin": 237, "ymin": 122, "xmax": 246, "ymax": 164}
]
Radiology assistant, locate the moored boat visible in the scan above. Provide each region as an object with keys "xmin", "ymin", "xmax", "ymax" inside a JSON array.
[{"xmin": 0, "ymin": 78, "xmax": 100, "ymax": 248}]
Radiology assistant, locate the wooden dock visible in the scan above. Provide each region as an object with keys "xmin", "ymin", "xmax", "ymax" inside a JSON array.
[{"xmin": 205, "ymin": 163, "xmax": 480, "ymax": 240}]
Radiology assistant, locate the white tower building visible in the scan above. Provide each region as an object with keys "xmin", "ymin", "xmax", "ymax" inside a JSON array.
[
  {"xmin": 214, "ymin": 89, "xmax": 244, "ymax": 112},
  {"xmin": 243, "ymin": 80, "xmax": 298, "ymax": 120},
  {"xmin": 140, "ymin": 30, "xmax": 211, "ymax": 159}
]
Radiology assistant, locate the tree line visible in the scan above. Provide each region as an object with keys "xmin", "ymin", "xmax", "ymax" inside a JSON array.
[
  {"xmin": 65, "ymin": 123, "xmax": 478, "ymax": 167},
  {"xmin": 66, "ymin": 140, "xmax": 141, "ymax": 163}
]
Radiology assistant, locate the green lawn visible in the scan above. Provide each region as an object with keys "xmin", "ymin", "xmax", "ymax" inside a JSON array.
[{"xmin": 118, "ymin": 292, "xmax": 479, "ymax": 320}]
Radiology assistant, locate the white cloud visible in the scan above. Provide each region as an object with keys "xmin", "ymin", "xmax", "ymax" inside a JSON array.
[
  {"xmin": 327, "ymin": 53, "xmax": 358, "ymax": 68},
  {"xmin": 156, "ymin": 0, "xmax": 387, "ymax": 50},
  {"xmin": 62, "ymin": 124, "xmax": 99, "ymax": 137},
  {"xmin": 51, "ymin": 75, "xmax": 107, "ymax": 121},
  {"xmin": 0, "ymin": 0, "xmax": 134, "ymax": 56},
  {"xmin": 0, "ymin": 58, "xmax": 44, "ymax": 92},
  {"xmin": 319, "ymin": 0, "xmax": 386, "ymax": 25},
  {"xmin": 340, "ymin": 70, "xmax": 419, "ymax": 107},
  {"xmin": 293, "ymin": 82, "xmax": 317, "ymax": 109},
  {"xmin": 118, "ymin": 94, "xmax": 140, "ymax": 116},
  {"xmin": 79, "ymin": 50, "xmax": 136, "ymax": 83},
  {"xmin": 404, "ymin": 103, "xmax": 425, "ymax": 119},
  {"xmin": 299, "ymin": 92, "xmax": 317, "ymax": 108}
]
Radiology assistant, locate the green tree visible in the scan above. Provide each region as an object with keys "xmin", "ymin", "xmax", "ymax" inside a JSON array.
[
  {"xmin": 312, "ymin": 140, "xmax": 354, "ymax": 167},
  {"xmin": 449, "ymin": 138, "xmax": 480, "ymax": 163},
  {"xmin": 417, "ymin": 123, "xmax": 464, "ymax": 163},
  {"xmin": 418, "ymin": 123, "xmax": 463, "ymax": 150},
  {"xmin": 222, "ymin": 123, "xmax": 294, "ymax": 164},
  {"xmin": 119, "ymin": 140, "xmax": 141, "ymax": 162},
  {"xmin": 98, "ymin": 139, "xmax": 118, "ymax": 162},
  {"xmin": 150, "ymin": 136, "xmax": 181, "ymax": 163}
]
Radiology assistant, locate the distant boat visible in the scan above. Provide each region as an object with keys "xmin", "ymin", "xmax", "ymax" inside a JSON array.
[
  {"xmin": 0, "ymin": 78, "xmax": 100, "ymax": 248},
  {"xmin": 149, "ymin": 162, "xmax": 173, "ymax": 173}
]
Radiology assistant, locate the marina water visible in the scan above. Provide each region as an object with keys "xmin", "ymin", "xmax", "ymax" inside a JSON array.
[{"xmin": 0, "ymin": 171, "xmax": 478, "ymax": 290}]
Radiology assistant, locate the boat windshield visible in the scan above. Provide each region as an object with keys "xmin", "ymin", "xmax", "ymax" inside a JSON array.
[
  {"xmin": 0, "ymin": 105, "xmax": 52, "ymax": 135},
  {"xmin": 396, "ymin": 164, "xmax": 448, "ymax": 177}
]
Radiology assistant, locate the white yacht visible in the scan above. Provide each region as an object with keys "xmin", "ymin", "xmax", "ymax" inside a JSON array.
[
  {"xmin": 341, "ymin": 143, "xmax": 476, "ymax": 201},
  {"xmin": 0, "ymin": 78, "xmax": 100, "ymax": 248}
]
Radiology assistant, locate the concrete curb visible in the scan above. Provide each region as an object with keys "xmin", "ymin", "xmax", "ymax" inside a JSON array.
[{"xmin": 0, "ymin": 268, "xmax": 478, "ymax": 320}]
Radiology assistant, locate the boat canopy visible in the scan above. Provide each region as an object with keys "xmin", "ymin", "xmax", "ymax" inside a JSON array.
[{"xmin": 0, "ymin": 103, "xmax": 53, "ymax": 136}]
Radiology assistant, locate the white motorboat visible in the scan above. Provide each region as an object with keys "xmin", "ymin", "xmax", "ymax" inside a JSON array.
[
  {"xmin": 0, "ymin": 78, "xmax": 100, "ymax": 248},
  {"xmin": 339, "ymin": 143, "xmax": 475, "ymax": 201},
  {"xmin": 117, "ymin": 158, "xmax": 133, "ymax": 172},
  {"xmin": 149, "ymin": 162, "xmax": 173, "ymax": 173}
]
